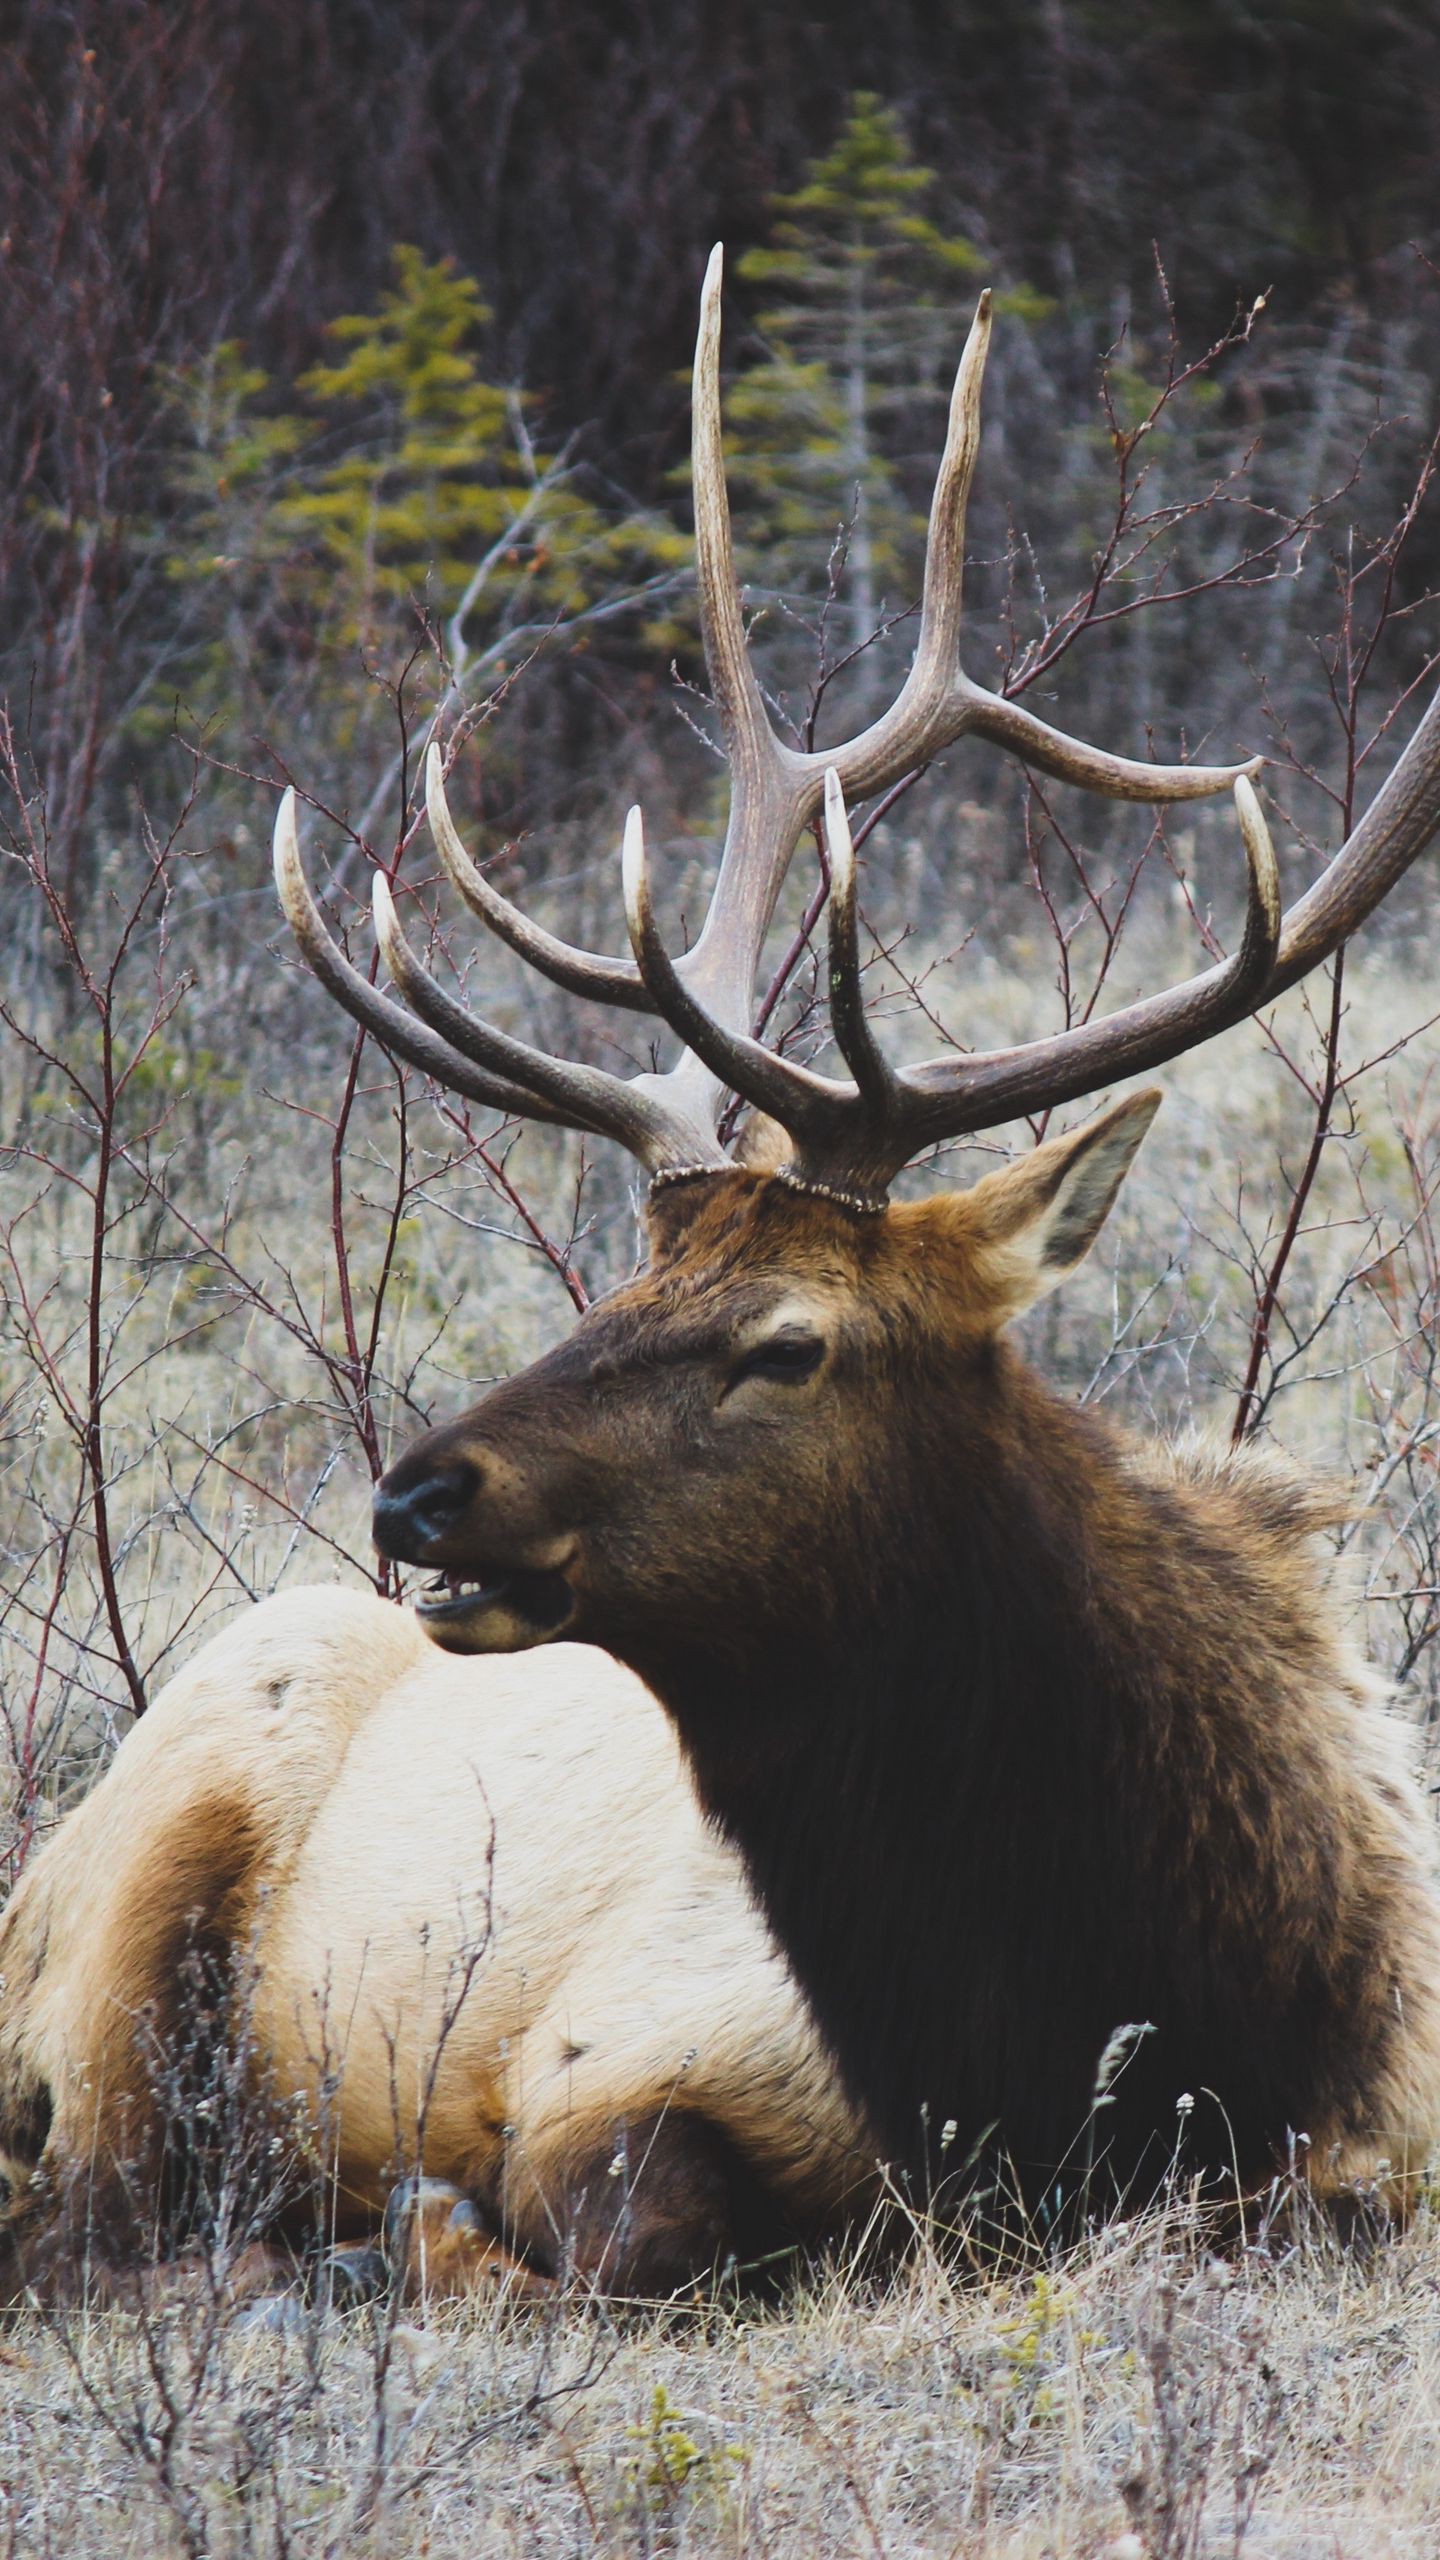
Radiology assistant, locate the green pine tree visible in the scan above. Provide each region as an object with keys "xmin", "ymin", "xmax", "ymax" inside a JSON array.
[
  {"xmin": 149, "ymin": 248, "xmax": 686, "ymax": 763},
  {"xmin": 723, "ymin": 95, "xmax": 1046, "ymax": 668},
  {"xmin": 277, "ymin": 244, "xmax": 677, "ymax": 649}
]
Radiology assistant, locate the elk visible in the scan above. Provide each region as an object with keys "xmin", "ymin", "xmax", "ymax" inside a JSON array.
[
  {"xmin": 276, "ymin": 250, "xmax": 1440, "ymax": 2225},
  {"xmin": 0, "ymin": 1586, "xmax": 873, "ymax": 2301}
]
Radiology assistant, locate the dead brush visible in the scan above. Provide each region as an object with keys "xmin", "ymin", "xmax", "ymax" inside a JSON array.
[
  {"xmin": 3, "ymin": 1923, "xmax": 315, "ymax": 2312},
  {"xmin": 1119, "ymin": 2259, "xmax": 1284, "ymax": 2560},
  {"xmin": 13, "ymin": 1959, "xmax": 618, "ymax": 2560}
]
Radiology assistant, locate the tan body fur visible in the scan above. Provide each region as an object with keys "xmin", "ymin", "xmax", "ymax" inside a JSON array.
[{"xmin": 0, "ymin": 1587, "xmax": 872, "ymax": 2293}]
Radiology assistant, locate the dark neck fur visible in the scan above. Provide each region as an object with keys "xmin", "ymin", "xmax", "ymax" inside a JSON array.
[{"xmin": 619, "ymin": 1353, "xmax": 1395, "ymax": 2209}]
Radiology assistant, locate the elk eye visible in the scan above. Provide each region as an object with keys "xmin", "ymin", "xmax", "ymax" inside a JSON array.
[{"xmin": 730, "ymin": 1332, "xmax": 825, "ymax": 1388}]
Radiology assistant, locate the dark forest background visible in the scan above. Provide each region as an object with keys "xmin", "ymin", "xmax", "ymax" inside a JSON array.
[
  {"xmin": 5, "ymin": 0, "xmax": 1440, "ymax": 908},
  {"xmin": 8, "ymin": 0, "xmax": 1439, "ymax": 455}
]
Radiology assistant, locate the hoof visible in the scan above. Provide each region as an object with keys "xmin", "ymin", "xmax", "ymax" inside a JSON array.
[
  {"xmin": 382, "ymin": 2176, "xmax": 477, "ymax": 2258},
  {"xmin": 317, "ymin": 2240, "xmax": 390, "ymax": 2310}
]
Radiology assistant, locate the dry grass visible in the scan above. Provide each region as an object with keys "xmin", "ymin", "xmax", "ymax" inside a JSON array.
[{"xmin": 5, "ymin": 2199, "xmax": 1440, "ymax": 2555}]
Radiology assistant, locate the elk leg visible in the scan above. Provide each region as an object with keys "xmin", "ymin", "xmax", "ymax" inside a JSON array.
[{"xmin": 534, "ymin": 2109, "xmax": 776, "ymax": 2297}]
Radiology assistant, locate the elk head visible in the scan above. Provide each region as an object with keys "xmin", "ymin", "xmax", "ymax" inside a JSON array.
[
  {"xmin": 274, "ymin": 247, "xmax": 1440, "ymax": 1664},
  {"xmin": 365, "ymin": 1089, "xmax": 1160, "ymax": 1662}
]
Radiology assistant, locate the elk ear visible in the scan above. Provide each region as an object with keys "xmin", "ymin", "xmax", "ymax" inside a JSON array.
[{"xmin": 962, "ymin": 1089, "xmax": 1162, "ymax": 1322}]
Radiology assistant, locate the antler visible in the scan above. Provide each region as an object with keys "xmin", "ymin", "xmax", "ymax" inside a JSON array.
[
  {"xmin": 774, "ymin": 692, "xmax": 1440, "ymax": 1188},
  {"xmin": 272, "ymin": 788, "xmax": 722, "ymax": 1170},
  {"xmin": 275, "ymin": 247, "xmax": 1440, "ymax": 1204}
]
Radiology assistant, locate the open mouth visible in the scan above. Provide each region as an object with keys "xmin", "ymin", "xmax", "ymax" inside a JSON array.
[{"xmin": 413, "ymin": 1564, "xmax": 575, "ymax": 1648}]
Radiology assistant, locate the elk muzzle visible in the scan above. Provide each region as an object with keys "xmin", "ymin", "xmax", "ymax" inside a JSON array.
[{"xmin": 373, "ymin": 1443, "xmax": 579, "ymax": 1654}]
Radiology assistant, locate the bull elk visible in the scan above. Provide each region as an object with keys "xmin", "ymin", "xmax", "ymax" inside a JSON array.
[
  {"xmin": 276, "ymin": 250, "xmax": 1440, "ymax": 2223},
  {"xmin": 0, "ymin": 1589, "xmax": 872, "ymax": 2300}
]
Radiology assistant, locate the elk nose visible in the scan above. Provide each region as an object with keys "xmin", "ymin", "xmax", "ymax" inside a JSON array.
[{"xmin": 372, "ymin": 1461, "xmax": 480, "ymax": 1563}]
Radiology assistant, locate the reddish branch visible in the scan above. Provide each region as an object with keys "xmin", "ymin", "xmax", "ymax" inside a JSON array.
[{"xmin": 1231, "ymin": 952, "xmax": 1347, "ymax": 1443}]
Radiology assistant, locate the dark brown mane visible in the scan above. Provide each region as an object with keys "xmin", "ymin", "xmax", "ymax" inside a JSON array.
[
  {"xmin": 665, "ymin": 1217, "xmax": 1419, "ymax": 2200},
  {"xmin": 368, "ymin": 1158, "xmax": 1440, "ymax": 2218}
]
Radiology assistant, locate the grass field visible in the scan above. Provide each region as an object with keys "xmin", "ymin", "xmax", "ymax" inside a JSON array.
[
  {"xmin": 4, "ymin": 2196, "xmax": 1440, "ymax": 2555},
  {"xmin": 3, "ymin": 795, "xmax": 1440, "ymax": 2556}
]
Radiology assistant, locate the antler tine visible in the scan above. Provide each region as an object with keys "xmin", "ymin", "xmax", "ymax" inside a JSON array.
[
  {"xmin": 426, "ymin": 745, "xmax": 654, "ymax": 1017},
  {"xmin": 664, "ymin": 245, "xmax": 814, "ymax": 1086},
  {"xmin": 371, "ymin": 872, "xmax": 697, "ymax": 1166},
  {"xmin": 273, "ymin": 791, "xmax": 577, "ymax": 1127},
  {"xmin": 622, "ymin": 806, "xmax": 840, "ymax": 1139},
  {"xmin": 907, "ymin": 293, "xmax": 991, "ymax": 712},
  {"xmin": 835, "ymin": 756, "xmax": 1429, "ymax": 1174},
  {"xmin": 276, "ymin": 790, "xmax": 722, "ymax": 1171},
  {"xmin": 689, "ymin": 245, "xmax": 790, "ymax": 801},
  {"xmin": 819, "ymin": 291, "xmax": 1260, "ymax": 811},
  {"xmin": 781, "ymin": 769, "xmax": 1284, "ymax": 1188},
  {"xmin": 896, "ymin": 696, "xmax": 1434, "ymax": 1146},
  {"xmin": 822, "ymin": 771, "xmax": 899, "ymax": 1122},
  {"xmin": 1230, "ymin": 776, "xmax": 1283, "ymax": 991},
  {"xmin": 953, "ymin": 695, "xmax": 1265, "ymax": 804}
]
